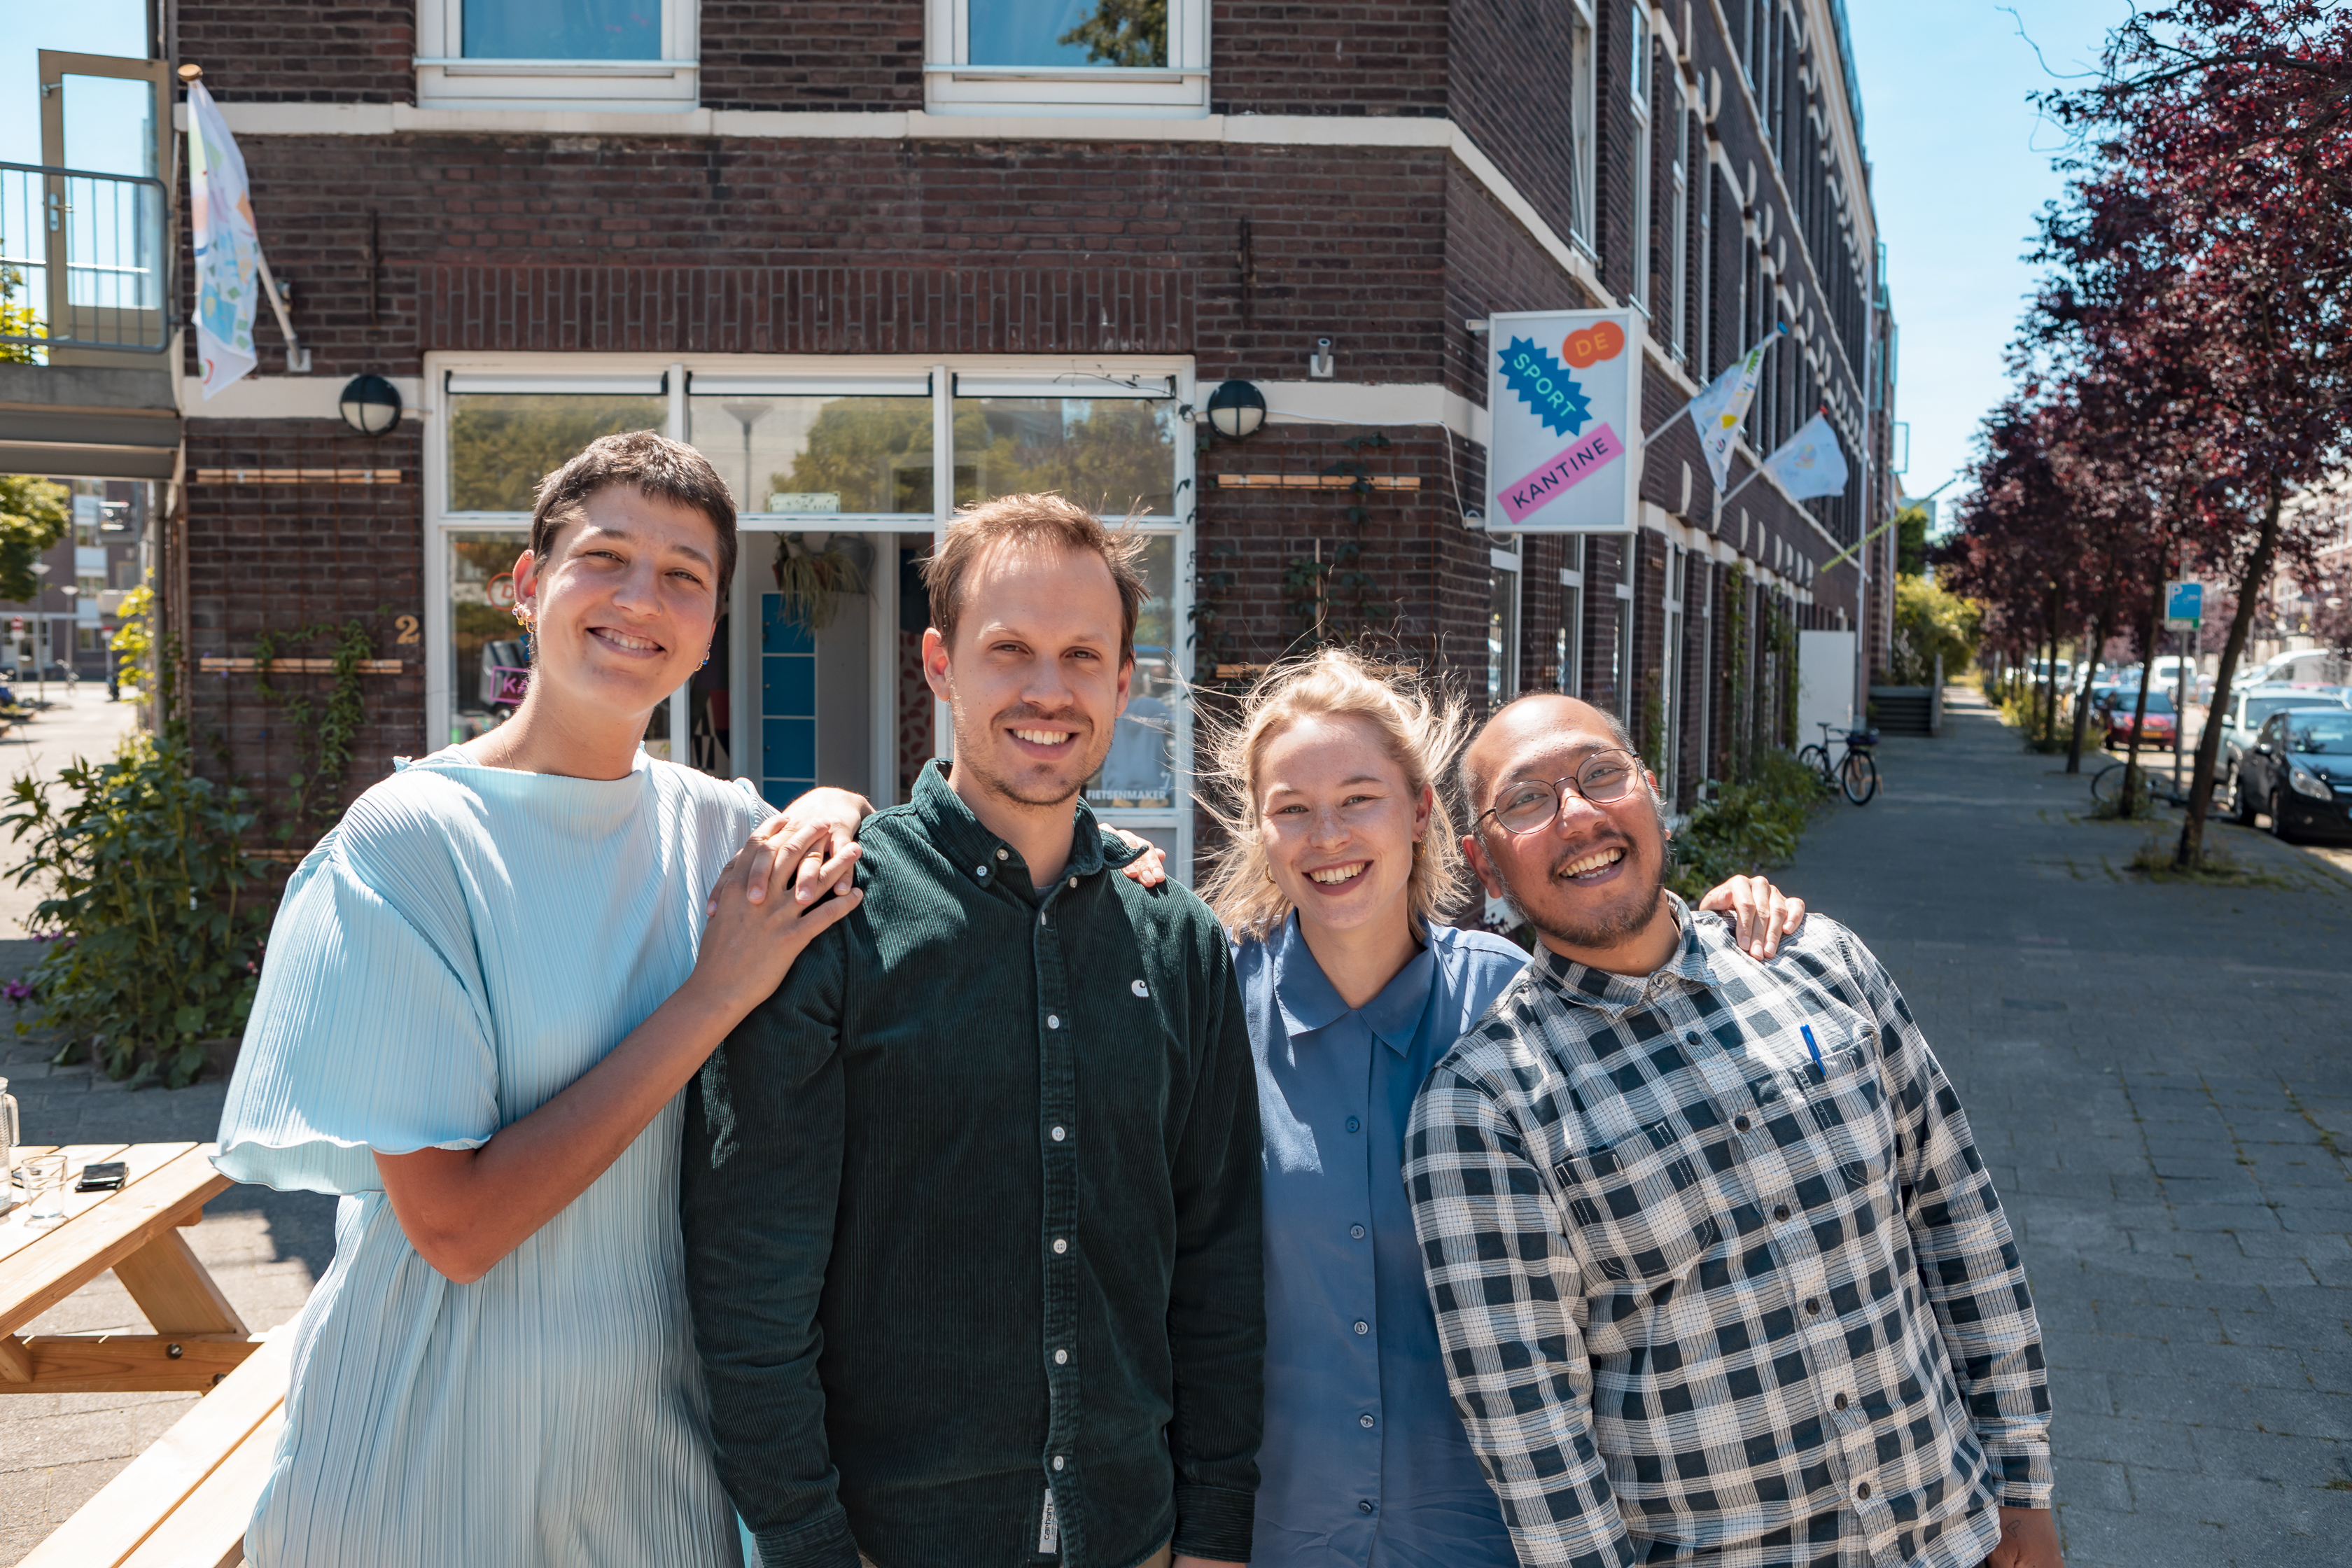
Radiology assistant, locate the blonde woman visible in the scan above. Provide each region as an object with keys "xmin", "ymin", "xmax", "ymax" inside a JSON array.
[{"xmin": 1199, "ymin": 648, "xmax": 1802, "ymax": 1568}]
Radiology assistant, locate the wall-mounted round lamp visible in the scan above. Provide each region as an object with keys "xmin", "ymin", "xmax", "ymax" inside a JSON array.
[
  {"xmin": 1205, "ymin": 379, "xmax": 1267, "ymax": 440},
  {"xmin": 337, "ymin": 374, "xmax": 402, "ymax": 438}
]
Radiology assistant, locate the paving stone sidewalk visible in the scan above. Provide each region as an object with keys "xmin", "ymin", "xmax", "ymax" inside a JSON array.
[{"xmin": 1779, "ymin": 688, "xmax": 2352, "ymax": 1567}]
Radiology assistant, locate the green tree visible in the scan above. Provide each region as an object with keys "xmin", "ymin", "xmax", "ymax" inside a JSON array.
[
  {"xmin": 448, "ymin": 395, "xmax": 668, "ymax": 512},
  {"xmin": 109, "ymin": 580, "xmax": 153, "ymax": 693},
  {"xmin": 0, "ymin": 475, "xmax": 69, "ymax": 603},
  {"xmin": 0, "ymin": 265, "xmax": 41, "ymax": 365},
  {"xmin": 1894, "ymin": 503, "xmax": 1931, "ymax": 575},
  {"xmin": 1059, "ymin": 0, "xmax": 1167, "ymax": 66},
  {"xmin": 1889, "ymin": 573, "xmax": 1982, "ymax": 686}
]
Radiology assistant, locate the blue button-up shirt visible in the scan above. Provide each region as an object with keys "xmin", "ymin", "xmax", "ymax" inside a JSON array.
[{"xmin": 1237, "ymin": 914, "xmax": 1530, "ymax": 1568}]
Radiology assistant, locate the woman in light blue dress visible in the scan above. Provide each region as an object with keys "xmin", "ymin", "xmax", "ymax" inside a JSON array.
[
  {"xmin": 1191, "ymin": 650, "xmax": 1802, "ymax": 1568},
  {"xmin": 215, "ymin": 432, "xmax": 867, "ymax": 1568}
]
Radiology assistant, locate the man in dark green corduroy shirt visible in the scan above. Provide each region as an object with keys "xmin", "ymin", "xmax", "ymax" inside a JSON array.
[{"xmin": 681, "ymin": 494, "xmax": 1264, "ymax": 1568}]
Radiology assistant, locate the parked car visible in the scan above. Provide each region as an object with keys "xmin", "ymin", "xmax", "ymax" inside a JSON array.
[
  {"xmin": 2232, "ymin": 706, "xmax": 2352, "ymax": 843},
  {"xmin": 2097, "ymin": 687, "xmax": 2177, "ymax": 749},
  {"xmin": 2217, "ymin": 684, "xmax": 2352, "ymax": 791}
]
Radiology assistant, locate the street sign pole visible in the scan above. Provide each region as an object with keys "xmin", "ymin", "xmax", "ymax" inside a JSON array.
[{"xmin": 2163, "ymin": 582, "xmax": 2203, "ymax": 804}]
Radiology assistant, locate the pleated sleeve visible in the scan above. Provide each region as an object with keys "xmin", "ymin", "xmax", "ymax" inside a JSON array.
[{"xmin": 215, "ymin": 792, "xmax": 498, "ymax": 1196}]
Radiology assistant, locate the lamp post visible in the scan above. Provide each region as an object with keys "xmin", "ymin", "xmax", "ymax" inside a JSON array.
[
  {"xmin": 30, "ymin": 563, "xmax": 48, "ymax": 704},
  {"xmin": 59, "ymin": 587, "xmax": 78, "ymax": 688}
]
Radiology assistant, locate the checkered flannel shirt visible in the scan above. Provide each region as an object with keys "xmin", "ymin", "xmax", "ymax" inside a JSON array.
[{"xmin": 1404, "ymin": 899, "xmax": 2052, "ymax": 1568}]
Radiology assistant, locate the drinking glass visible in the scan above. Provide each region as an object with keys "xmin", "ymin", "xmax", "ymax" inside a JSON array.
[{"xmin": 22, "ymin": 1153, "xmax": 67, "ymax": 1226}]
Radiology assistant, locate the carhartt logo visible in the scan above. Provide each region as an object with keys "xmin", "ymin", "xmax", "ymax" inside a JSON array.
[{"xmin": 1132, "ymin": 979, "xmax": 1150, "ymax": 997}]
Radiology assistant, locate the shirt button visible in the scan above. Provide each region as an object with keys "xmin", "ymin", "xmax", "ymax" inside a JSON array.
[
  {"xmin": 1773, "ymin": 1205, "xmax": 1791, "ymax": 1222},
  {"xmin": 1834, "ymin": 1392, "xmax": 1849, "ymax": 1410},
  {"xmin": 976, "ymin": 865, "xmax": 989, "ymax": 878},
  {"xmin": 1054, "ymin": 1349, "xmax": 1069, "ymax": 1365},
  {"xmin": 1856, "ymin": 1482, "xmax": 1872, "ymax": 1501},
  {"xmin": 1047, "ymin": 1014, "xmax": 1060, "ymax": 1029},
  {"xmin": 995, "ymin": 848, "xmax": 1009, "ymax": 861},
  {"xmin": 1053, "ymin": 1455, "xmax": 1065, "ymax": 1472},
  {"xmin": 1051, "ymin": 1126, "xmax": 1067, "ymax": 1142},
  {"xmin": 1040, "ymin": 911, "xmax": 1047, "ymax": 925},
  {"xmin": 1352, "ymin": 1320, "xmax": 1369, "ymax": 1336},
  {"xmin": 1684, "ymin": 1031, "xmax": 1700, "ymax": 1044},
  {"xmin": 1350, "ymin": 1224, "xmax": 1366, "ymax": 1240},
  {"xmin": 1068, "ymin": 875, "xmax": 1078, "ymax": 888},
  {"xmin": 1053, "ymin": 1238, "xmax": 1068, "ymax": 1254},
  {"xmin": 1805, "ymin": 1298, "xmax": 1821, "ymax": 1316},
  {"xmin": 1359, "ymin": 1413, "xmax": 1376, "ymax": 1428},
  {"xmin": 1345, "ymin": 1116, "xmax": 1361, "ymax": 1133},
  {"xmin": 1357, "ymin": 1500, "xmax": 1375, "ymax": 1514},
  {"xmin": 1735, "ymin": 1115, "xmax": 1753, "ymax": 1132}
]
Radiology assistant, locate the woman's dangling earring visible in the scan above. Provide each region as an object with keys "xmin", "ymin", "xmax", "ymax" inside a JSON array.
[
  {"xmin": 513, "ymin": 606, "xmax": 533, "ymax": 663},
  {"xmin": 698, "ymin": 647, "xmax": 710, "ymax": 671}
]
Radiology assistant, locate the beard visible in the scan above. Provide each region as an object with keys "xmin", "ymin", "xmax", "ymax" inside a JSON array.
[
  {"xmin": 1511, "ymin": 830, "xmax": 1667, "ymax": 953},
  {"xmin": 949, "ymin": 698, "xmax": 1116, "ymax": 811}
]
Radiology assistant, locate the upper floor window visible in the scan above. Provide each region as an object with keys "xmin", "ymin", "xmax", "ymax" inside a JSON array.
[
  {"xmin": 927, "ymin": 0, "xmax": 1210, "ymax": 118},
  {"xmin": 1627, "ymin": 5, "xmax": 1651, "ymax": 313},
  {"xmin": 416, "ymin": 0, "xmax": 700, "ymax": 111},
  {"xmin": 1567, "ymin": 0, "xmax": 1597, "ymax": 251}
]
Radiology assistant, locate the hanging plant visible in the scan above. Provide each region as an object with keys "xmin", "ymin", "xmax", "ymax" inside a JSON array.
[{"xmin": 772, "ymin": 532, "xmax": 870, "ymax": 631}]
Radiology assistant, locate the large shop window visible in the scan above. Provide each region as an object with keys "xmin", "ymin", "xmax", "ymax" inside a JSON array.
[
  {"xmin": 925, "ymin": 0, "xmax": 1210, "ymax": 117},
  {"xmin": 415, "ymin": 0, "xmax": 701, "ymax": 111},
  {"xmin": 425, "ymin": 360, "xmax": 1198, "ymax": 878}
]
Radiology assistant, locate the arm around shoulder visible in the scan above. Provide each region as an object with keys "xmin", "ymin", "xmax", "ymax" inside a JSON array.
[{"xmin": 680, "ymin": 922, "xmax": 860, "ymax": 1568}]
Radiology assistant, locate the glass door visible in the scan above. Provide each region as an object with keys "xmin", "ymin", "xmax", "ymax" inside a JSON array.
[{"xmin": 36, "ymin": 50, "xmax": 170, "ymax": 359}]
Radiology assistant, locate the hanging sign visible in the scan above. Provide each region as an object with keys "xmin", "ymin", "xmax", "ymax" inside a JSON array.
[{"xmin": 1485, "ymin": 309, "xmax": 1642, "ymax": 533}]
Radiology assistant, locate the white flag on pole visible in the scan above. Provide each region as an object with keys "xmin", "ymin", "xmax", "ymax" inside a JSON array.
[
  {"xmin": 187, "ymin": 81, "xmax": 259, "ymax": 398},
  {"xmin": 1687, "ymin": 332, "xmax": 1776, "ymax": 491},
  {"xmin": 1761, "ymin": 412, "xmax": 1851, "ymax": 501}
]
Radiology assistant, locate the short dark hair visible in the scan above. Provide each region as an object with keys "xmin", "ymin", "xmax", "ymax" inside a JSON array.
[
  {"xmin": 1458, "ymin": 692, "xmax": 1642, "ymax": 816},
  {"xmin": 528, "ymin": 430, "xmax": 738, "ymax": 603},
  {"xmin": 921, "ymin": 492, "xmax": 1149, "ymax": 663}
]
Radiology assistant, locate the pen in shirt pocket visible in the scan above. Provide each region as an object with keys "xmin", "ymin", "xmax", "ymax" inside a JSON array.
[{"xmin": 1800, "ymin": 1024, "xmax": 1825, "ymax": 1075}]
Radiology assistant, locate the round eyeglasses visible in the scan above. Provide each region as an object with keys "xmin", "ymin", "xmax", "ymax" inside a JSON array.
[{"xmin": 1475, "ymin": 750, "xmax": 1642, "ymax": 834}]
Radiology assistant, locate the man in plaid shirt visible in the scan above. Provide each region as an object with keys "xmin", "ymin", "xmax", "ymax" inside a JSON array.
[{"xmin": 1406, "ymin": 695, "xmax": 2059, "ymax": 1568}]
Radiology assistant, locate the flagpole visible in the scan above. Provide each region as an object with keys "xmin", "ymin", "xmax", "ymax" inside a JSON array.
[
  {"xmin": 1646, "ymin": 325, "xmax": 1786, "ymax": 440},
  {"xmin": 251, "ymin": 249, "xmax": 309, "ymax": 374}
]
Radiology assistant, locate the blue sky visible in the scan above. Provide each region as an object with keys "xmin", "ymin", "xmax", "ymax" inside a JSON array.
[
  {"xmin": 1844, "ymin": 1, "xmax": 2142, "ymax": 519},
  {"xmin": 0, "ymin": 1, "xmax": 147, "ymax": 168}
]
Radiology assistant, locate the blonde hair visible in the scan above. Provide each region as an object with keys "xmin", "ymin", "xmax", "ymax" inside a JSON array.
[{"xmin": 1198, "ymin": 648, "xmax": 1473, "ymax": 941}]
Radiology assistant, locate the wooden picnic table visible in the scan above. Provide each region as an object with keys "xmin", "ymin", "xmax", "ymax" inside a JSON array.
[{"xmin": 1, "ymin": 1142, "xmax": 256, "ymax": 1395}]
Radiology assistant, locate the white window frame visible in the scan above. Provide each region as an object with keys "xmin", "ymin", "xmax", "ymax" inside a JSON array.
[
  {"xmin": 1569, "ymin": 0, "xmax": 1599, "ymax": 251},
  {"xmin": 416, "ymin": 0, "xmax": 701, "ymax": 111},
  {"xmin": 1557, "ymin": 538, "xmax": 1585, "ymax": 696},
  {"xmin": 421, "ymin": 350, "xmax": 1198, "ymax": 879},
  {"xmin": 1670, "ymin": 77, "xmax": 1690, "ymax": 364},
  {"xmin": 925, "ymin": 0, "xmax": 1210, "ymax": 118},
  {"xmin": 1661, "ymin": 544, "xmax": 1685, "ymax": 796},
  {"xmin": 1489, "ymin": 540, "xmax": 1522, "ymax": 710},
  {"xmin": 1628, "ymin": 4, "xmax": 1652, "ymax": 315}
]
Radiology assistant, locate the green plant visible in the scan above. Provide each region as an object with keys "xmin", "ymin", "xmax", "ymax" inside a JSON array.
[
  {"xmin": 0, "ymin": 265, "xmax": 40, "ymax": 365},
  {"xmin": 1889, "ymin": 573, "xmax": 1982, "ymax": 685},
  {"xmin": 1640, "ymin": 671, "xmax": 1667, "ymax": 778},
  {"xmin": 251, "ymin": 619, "xmax": 376, "ymax": 841},
  {"xmin": 0, "ymin": 475, "xmax": 69, "ymax": 603},
  {"xmin": 771, "ymin": 533, "xmax": 867, "ymax": 631},
  {"xmin": 109, "ymin": 580, "xmax": 154, "ymax": 694},
  {"xmin": 1722, "ymin": 564, "xmax": 1751, "ymax": 780},
  {"xmin": 1287, "ymin": 432, "xmax": 1397, "ymax": 650},
  {"xmin": 1667, "ymin": 749, "xmax": 1823, "ymax": 901},
  {"xmin": 1, "ymin": 732, "xmax": 267, "ymax": 1086}
]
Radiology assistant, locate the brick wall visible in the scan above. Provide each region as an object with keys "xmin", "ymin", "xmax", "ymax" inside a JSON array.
[
  {"xmin": 180, "ymin": 421, "xmax": 426, "ymax": 829},
  {"xmin": 699, "ymin": 1, "xmax": 923, "ymax": 111},
  {"xmin": 177, "ymin": 4, "xmax": 413, "ymax": 102},
  {"xmin": 1213, "ymin": 1, "xmax": 1450, "ymax": 117}
]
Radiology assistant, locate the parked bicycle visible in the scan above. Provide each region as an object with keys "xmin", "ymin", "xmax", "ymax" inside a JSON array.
[
  {"xmin": 2088, "ymin": 761, "xmax": 2190, "ymax": 811},
  {"xmin": 1798, "ymin": 722, "xmax": 1881, "ymax": 805}
]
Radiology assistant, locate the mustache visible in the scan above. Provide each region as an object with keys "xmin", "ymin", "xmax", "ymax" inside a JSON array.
[{"xmin": 1543, "ymin": 829, "xmax": 1634, "ymax": 878}]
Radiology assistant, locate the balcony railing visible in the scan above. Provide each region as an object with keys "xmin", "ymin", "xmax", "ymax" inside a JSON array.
[{"xmin": 0, "ymin": 162, "xmax": 172, "ymax": 356}]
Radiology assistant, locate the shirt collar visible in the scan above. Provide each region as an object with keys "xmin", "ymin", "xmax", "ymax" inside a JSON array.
[
  {"xmin": 1268, "ymin": 912, "xmax": 1441, "ymax": 1056},
  {"xmin": 1527, "ymin": 892, "xmax": 1720, "ymax": 1018},
  {"xmin": 910, "ymin": 758, "xmax": 1121, "ymax": 894}
]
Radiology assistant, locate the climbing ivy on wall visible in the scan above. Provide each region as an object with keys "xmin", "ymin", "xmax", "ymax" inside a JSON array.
[{"xmin": 251, "ymin": 618, "xmax": 377, "ymax": 844}]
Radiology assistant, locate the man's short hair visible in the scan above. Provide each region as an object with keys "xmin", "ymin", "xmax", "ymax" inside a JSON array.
[
  {"xmin": 1458, "ymin": 692, "xmax": 1642, "ymax": 816},
  {"xmin": 921, "ymin": 493, "xmax": 1151, "ymax": 663},
  {"xmin": 529, "ymin": 430, "xmax": 739, "ymax": 603}
]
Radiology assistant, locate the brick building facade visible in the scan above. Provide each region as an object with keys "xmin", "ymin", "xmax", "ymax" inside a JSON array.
[{"xmin": 150, "ymin": 0, "xmax": 1897, "ymax": 874}]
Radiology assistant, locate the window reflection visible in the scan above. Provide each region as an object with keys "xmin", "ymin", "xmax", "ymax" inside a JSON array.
[
  {"xmin": 954, "ymin": 396, "xmax": 1178, "ymax": 517},
  {"xmin": 969, "ymin": 0, "xmax": 1168, "ymax": 68},
  {"xmin": 686, "ymin": 396, "xmax": 937, "ymax": 517},
  {"xmin": 447, "ymin": 393, "xmax": 667, "ymax": 512},
  {"xmin": 1088, "ymin": 534, "xmax": 1177, "ymax": 808},
  {"xmin": 464, "ymin": 0, "xmax": 661, "ymax": 60},
  {"xmin": 447, "ymin": 530, "xmax": 528, "ymax": 745}
]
